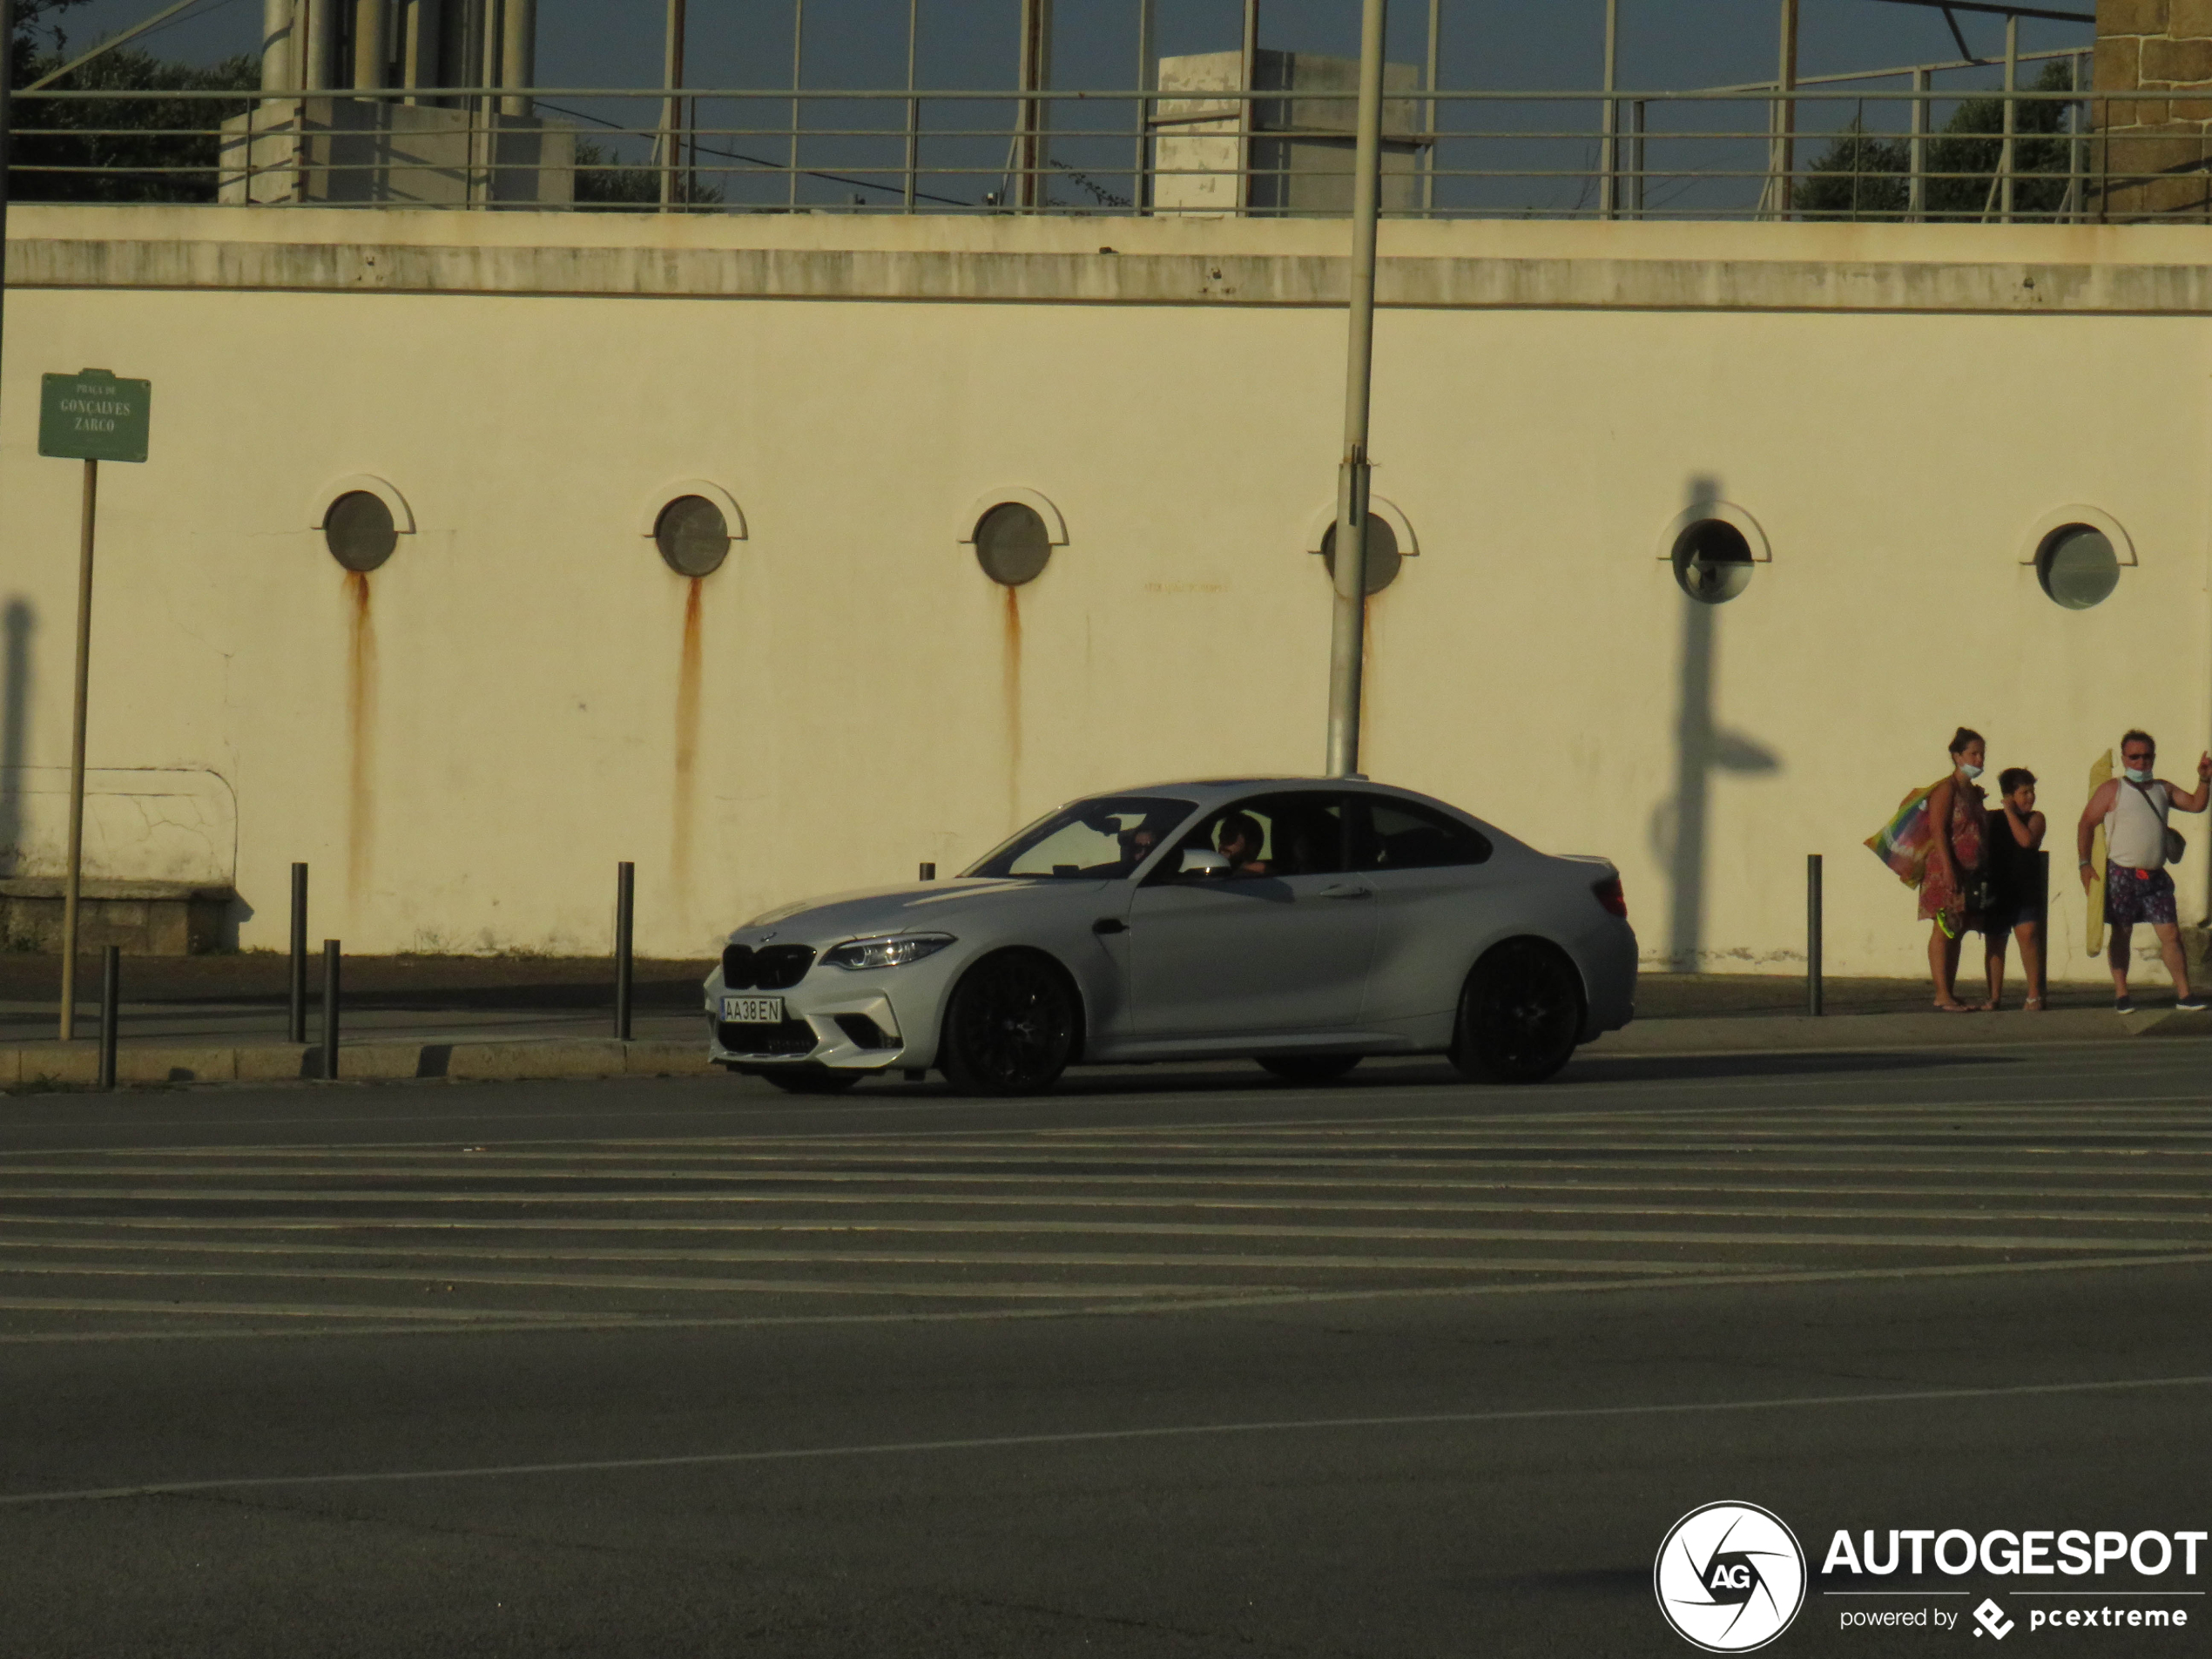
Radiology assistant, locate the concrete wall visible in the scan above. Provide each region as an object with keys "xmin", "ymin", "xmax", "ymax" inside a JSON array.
[{"xmin": 4, "ymin": 205, "xmax": 2210, "ymax": 976}]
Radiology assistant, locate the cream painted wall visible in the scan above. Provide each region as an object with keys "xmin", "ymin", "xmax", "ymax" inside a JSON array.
[{"xmin": 3, "ymin": 206, "xmax": 2208, "ymax": 976}]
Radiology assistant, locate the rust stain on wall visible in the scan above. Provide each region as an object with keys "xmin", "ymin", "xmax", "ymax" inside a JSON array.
[
  {"xmin": 1002, "ymin": 584, "xmax": 1023, "ymax": 826},
  {"xmin": 345, "ymin": 570, "xmax": 376, "ymax": 905},
  {"xmin": 672, "ymin": 577, "xmax": 704, "ymax": 886}
]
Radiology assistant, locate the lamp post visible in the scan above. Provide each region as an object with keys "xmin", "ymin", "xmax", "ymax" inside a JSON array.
[{"xmin": 1324, "ymin": 0, "xmax": 1388, "ymax": 779}]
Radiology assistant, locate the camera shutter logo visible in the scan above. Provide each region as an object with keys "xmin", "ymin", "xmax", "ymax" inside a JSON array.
[{"xmin": 1654, "ymin": 1501, "xmax": 1807, "ymax": 1652}]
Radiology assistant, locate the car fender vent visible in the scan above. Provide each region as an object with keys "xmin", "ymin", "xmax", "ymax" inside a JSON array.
[{"xmin": 833, "ymin": 1014, "xmax": 899, "ymax": 1051}]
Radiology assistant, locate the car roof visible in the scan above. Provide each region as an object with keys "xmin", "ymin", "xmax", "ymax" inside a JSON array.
[{"xmin": 1103, "ymin": 778, "xmax": 1455, "ymax": 810}]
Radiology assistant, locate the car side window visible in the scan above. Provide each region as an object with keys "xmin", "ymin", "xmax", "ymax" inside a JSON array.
[
  {"xmin": 1159, "ymin": 792, "xmax": 1351, "ymax": 880},
  {"xmin": 1353, "ymin": 798, "xmax": 1493, "ymax": 870}
]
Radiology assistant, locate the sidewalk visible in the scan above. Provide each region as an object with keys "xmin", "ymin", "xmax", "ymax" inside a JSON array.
[{"xmin": 0, "ymin": 959, "xmax": 2202, "ymax": 1089}]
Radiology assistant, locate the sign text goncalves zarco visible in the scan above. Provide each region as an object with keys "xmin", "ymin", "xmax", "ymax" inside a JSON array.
[{"xmin": 37, "ymin": 369, "xmax": 152, "ymax": 463}]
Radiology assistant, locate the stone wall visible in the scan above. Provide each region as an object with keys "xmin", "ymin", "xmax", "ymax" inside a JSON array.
[{"xmin": 2095, "ymin": 0, "xmax": 2212, "ymax": 218}]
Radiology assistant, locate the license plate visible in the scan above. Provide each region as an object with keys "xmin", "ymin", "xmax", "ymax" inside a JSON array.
[{"xmin": 720, "ymin": 995, "xmax": 784, "ymax": 1023}]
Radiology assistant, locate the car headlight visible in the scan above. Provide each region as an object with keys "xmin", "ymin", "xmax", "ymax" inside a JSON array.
[{"xmin": 825, "ymin": 933, "xmax": 955, "ymax": 971}]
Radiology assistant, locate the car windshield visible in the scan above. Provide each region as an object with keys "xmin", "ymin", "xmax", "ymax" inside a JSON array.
[{"xmin": 965, "ymin": 795, "xmax": 1198, "ymax": 880}]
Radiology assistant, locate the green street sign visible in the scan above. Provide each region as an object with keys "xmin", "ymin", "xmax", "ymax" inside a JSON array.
[{"xmin": 38, "ymin": 368, "xmax": 152, "ymax": 463}]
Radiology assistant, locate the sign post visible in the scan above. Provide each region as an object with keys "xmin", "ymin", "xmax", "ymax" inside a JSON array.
[{"xmin": 37, "ymin": 368, "xmax": 152, "ymax": 1041}]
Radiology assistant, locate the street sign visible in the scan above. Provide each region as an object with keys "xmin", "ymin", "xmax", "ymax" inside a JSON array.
[
  {"xmin": 38, "ymin": 368, "xmax": 152, "ymax": 464},
  {"xmin": 36, "ymin": 367, "xmax": 152, "ymax": 1039}
]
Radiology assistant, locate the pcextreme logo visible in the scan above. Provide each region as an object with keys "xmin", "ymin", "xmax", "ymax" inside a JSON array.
[{"xmin": 1656, "ymin": 1501, "xmax": 1809, "ymax": 1653}]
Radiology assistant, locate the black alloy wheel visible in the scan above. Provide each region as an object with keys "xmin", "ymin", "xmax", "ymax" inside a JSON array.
[
  {"xmin": 1256, "ymin": 1055, "xmax": 1362, "ymax": 1085},
  {"xmin": 760, "ymin": 1067, "xmax": 863, "ymax": 1095},
  {"xmin": 1449, "ymin": 938, "xmax": 1585, "ymax": 1085},
  {"xmin": 939, "ymin": 949, "xmax": 1081, "ymax": 1096}
]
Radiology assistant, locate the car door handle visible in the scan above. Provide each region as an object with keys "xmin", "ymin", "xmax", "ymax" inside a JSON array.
[
  {"xmin": 1317, "ymin": 883, "xmax": 1374, "ymax": 900},
  {"xmin": 1092, "ymin": 918, "xmax": 1129, "ymax": 934}
]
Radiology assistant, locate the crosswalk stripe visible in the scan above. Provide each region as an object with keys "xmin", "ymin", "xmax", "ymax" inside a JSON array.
[
  {"xmin": 0, "ymin": 1196, "xmax": 2203, "ymax": 1231},
  {"xmin": 7, "ymin": 1072, "xmax": 2206, "ymax": 1335}
]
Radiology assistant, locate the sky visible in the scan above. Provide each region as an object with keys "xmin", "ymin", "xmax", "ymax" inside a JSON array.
[{"xmin": 26, "ymin": 0, "xmax": 2097, "ymax": 213}]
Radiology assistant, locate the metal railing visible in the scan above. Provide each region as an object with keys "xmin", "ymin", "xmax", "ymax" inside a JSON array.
[{"xmin": 9, "ymin": 76, "xmax": 2184, "ymax": 225}]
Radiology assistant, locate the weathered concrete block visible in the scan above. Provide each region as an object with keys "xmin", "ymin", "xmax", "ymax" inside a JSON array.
[
  {"xmin": 335, "ymin": 1043, "xmax": 437, "ymax": 1080},
  {"xmin": 0, "ymin": 880, "xmax": 233, "ymax": 955},
  {"xmin": 118, "ymin": 1047, "xmax": 238, "ymax": 1084},
  {"xmin": 2173, "ymin": 0, "xmax": 2212, "ymax": 37},
  {"xmin": 624, "ymin": 1041, "xmax": 716, "ymax": 1076},
  {"xmin": 444, "ymin": 1040, "xmax": 627, "ymax": 1080},
  {"xmin": 2098, "ymin": 35, "xmax": 2144, "ymax": 93},
  {"xmin": 235, "ymin": 1045, "xmax": 315, "ymax": 1082},
  {"xmin": 12, "ymin": 1044, "xmax": 98, "ymax": 1085},
  {"xmin": 2102, "ymin": 0, "xmax": 2171, "ymax": 37},
  {"xmin": 2144, "ymin": 33, "xmax": 2212, "ymax": 81},
  {"xmin": 2103, "ymin": 125, "xmax": 2209, "ymax": 182}
]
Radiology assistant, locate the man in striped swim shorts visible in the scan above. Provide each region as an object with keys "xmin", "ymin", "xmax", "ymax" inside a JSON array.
[{"xmin": 2078, "ymin": 730, "xmax": 2212, "ymax": 1014}]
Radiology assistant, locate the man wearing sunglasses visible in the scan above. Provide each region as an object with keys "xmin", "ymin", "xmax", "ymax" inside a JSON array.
[{"xmin": 2078, "ymin": 730, "xmax": 2212, "ymax": 1013}]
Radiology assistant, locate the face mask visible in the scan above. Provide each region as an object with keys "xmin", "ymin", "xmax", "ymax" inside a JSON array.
[
  {"xmin": 2126, "ymin": 766, "xmax": 2153, "ymax": 784},
  {"xmin": 1959, "ymin": 763, "xmax": 1983, "ymax": 780}
]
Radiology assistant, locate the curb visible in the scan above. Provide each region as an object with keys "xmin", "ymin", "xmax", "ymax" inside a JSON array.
[
  {"xmin": 1595, "ymin": 1005, "xmax": 2212, "ymax": 1057},
  {"xmin": 1, "ymin": 1038, "xmax": 717, "ymax": 1088}
]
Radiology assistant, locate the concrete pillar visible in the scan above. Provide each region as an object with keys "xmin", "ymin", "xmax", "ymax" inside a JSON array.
[
  {"xmin": 1016, "ymin": 0, "xmax": 1053, "ymax": 209},
  {"xmin": 354, "ymin": 0, "xmax": 388, "ymax": 88},
  {"xmin": 2092, "ymin": 0, "xmax": 2212, "ymax": 220},
  {"xmin": 261, "ymin": 0, "xmax": 296, "ymax": 91},
  {"xmin": 399, "ymin": 0, "xmax": 438, "ymax": 96},
  {"xmin": 500, "ymin": 0, "xmax": 535, "ymax": 115},
  {"xmin": 304, "ymin": 0, "xmax": 340, "ymax": 89}
]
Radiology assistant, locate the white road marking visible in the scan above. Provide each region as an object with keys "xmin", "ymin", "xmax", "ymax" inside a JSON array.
[
  {"xmin": 4, "ymin": 1248, "xmax": 2212, "ymax": 1344},
  {"xmin": 6, "ymin": 1370, "xmax": 2211, "ymax": 1508}
]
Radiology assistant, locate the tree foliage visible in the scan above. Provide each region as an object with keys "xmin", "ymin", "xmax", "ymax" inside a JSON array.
[
  {"xmin": 1793, "ymin": 61, "xmax": 2079, "ymax": 219},
  {"xmin": 12, "ymin": 44, "xmax": 258, "ymax": 202},
  {"xmin": 10, "ymin": 4, "xmax": 257, "ymax": 203}
]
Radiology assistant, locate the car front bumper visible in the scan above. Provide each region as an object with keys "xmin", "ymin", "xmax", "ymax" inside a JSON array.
[{"xmin": 703, "ymin": 960, "xmax": 957, "ymax": 1071}]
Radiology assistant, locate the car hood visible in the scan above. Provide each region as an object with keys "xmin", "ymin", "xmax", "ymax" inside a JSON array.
[{"xmin": 729, "ymin": 877, "xmax": 1112, "ymax": 948}]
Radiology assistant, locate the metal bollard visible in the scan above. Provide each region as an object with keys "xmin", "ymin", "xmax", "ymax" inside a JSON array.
[
  {"xmin": 614, "ymin": 861, "xmax": 635, "ymax": 1042},
  {"xmin": 1807, "ymin": 853, "xmax": 1824, "ymax": 1017},
  {"xmin": 321, "ymin": 940, "xmax": 341, "ymax": 1081},
  {"xmin": 288, "ymin": 862, "xmax": 308, "ymax": 1043},
  {"xmin": 919, "ymin": 862, "xmax": 936, "ymax": 881},
  {"xmin": 98, "ymin": 945, "xmax": 118, "ymax": 1091}
]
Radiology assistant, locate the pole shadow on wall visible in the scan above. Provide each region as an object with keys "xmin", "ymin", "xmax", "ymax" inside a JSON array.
[
  {"xmin": 1650, "ymin": 477, "xmax": 1782, "ymax": 972},
  {"xmin": 0, "ymin": 598, "xmax": 33, "ymax": 874}
]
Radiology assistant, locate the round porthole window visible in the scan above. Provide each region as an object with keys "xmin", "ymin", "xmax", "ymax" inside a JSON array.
[
  {"xmin": 2036, "ymin": 524, "xmax": 2120, "ymax": 610},
  {"xmin": 324, "ymin": 490, "xmax": 398, "ymax": 573},
  {"xmin": 974, "ymin": 502, "xmax": 1052, "ymax": 587},
  {"xmin": 1320, "ymin": 517, "xmax": 1402, "ymax": 594},
  {"xmin": 1671, "ymin": 518, "xmax": 1754, "ymax": 604},
  {"xmin": 655, "ymin": 495, "xmax": 731, "ymax": 578}
]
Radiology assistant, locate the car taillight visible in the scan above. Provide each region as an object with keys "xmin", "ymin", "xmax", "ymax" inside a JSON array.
[{"xmin": 1593, "ymin": 875, "xmax": 1628, "ymax": 919}]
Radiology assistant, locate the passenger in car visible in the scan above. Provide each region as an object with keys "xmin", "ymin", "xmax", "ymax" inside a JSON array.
[{"xmin": 1216, "ymin": 814, "xmax": 1271, "ymax": 877}]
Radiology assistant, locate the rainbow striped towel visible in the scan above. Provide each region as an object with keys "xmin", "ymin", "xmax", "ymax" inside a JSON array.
[{"xmin": 1866, "ymin": 782, "xmax": 1942, "ymax": 887}]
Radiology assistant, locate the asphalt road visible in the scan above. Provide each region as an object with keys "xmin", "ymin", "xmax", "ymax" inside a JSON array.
[{"xmin": 3, "ymin": 1042, "xmax": 2210, "ymax": 1656}]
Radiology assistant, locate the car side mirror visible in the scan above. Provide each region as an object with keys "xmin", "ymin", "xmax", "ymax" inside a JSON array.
[{"xmin": 1179, "ymin": 849, "xmax": 1230, "ymax": 875}]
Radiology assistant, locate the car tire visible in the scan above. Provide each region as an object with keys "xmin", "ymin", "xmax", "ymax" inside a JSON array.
[
  {"xmin": 759, "ymin": 1067, "xmax": 864, "ymax": 1095},
  {"xmin": 1449, "ymin": 938, "xmax": 1585, "ymax": 1085},
  {"xmin": 1256, "ymin": 1055, "xmax": 1362, "ymax": 1085},
  {"xmin": 938, "ymin": 949, "xmax": 1081, "ymax": 1096}
]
